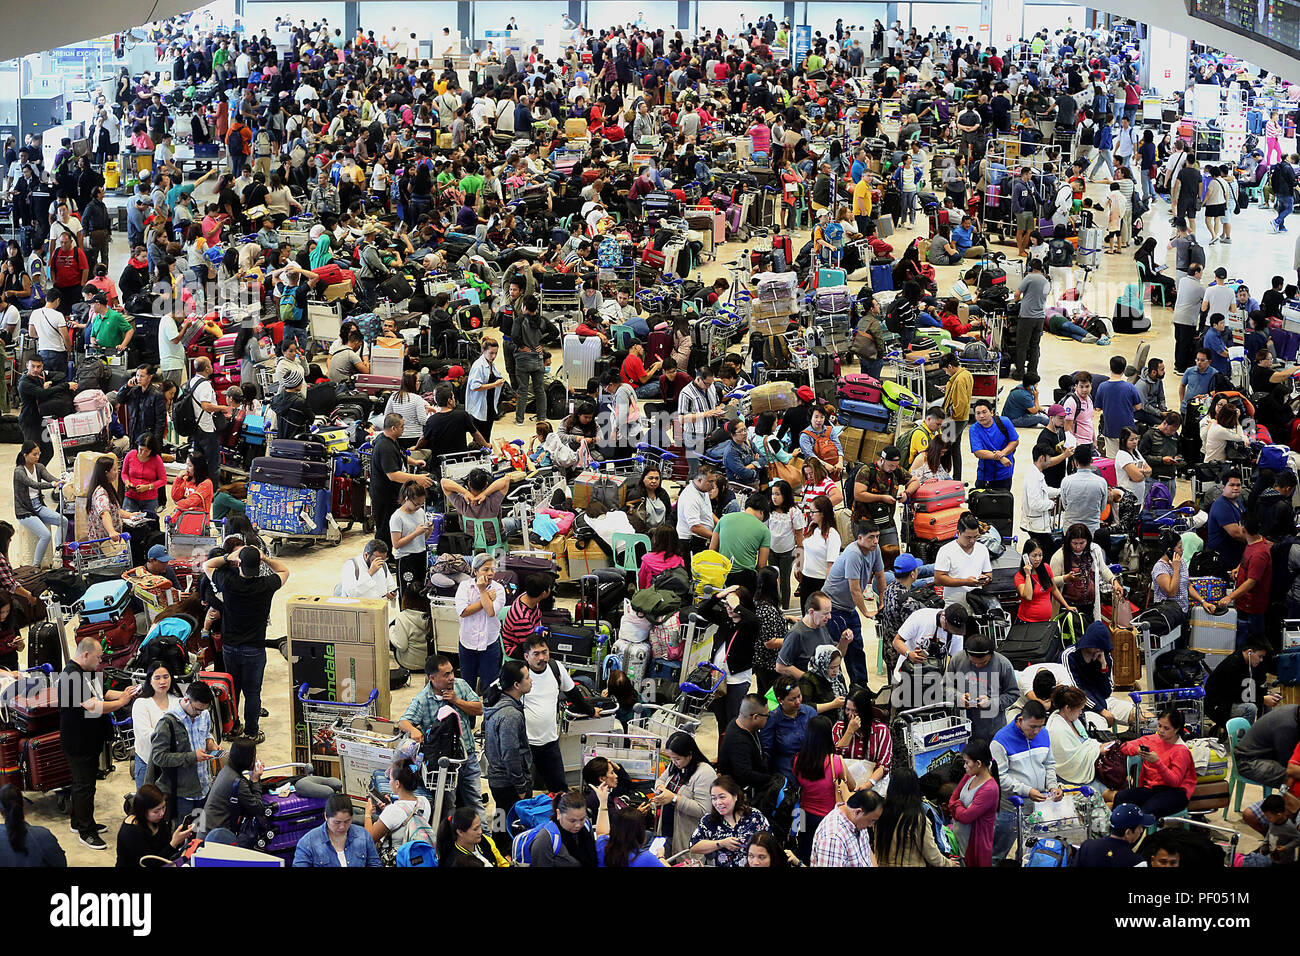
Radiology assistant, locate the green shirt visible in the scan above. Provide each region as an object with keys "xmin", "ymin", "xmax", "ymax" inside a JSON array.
[
  {"xmin": 91, "ymin": 308, "xmax": 133, "ymax": 349},
  {"xmin": 716, "ymin": 511, "xmax": 772, "ymax": 572},
  {"xmin": 1031, "ymin": 38, "xmax": 1045, "ymax": 54},
  {"xmin": 806, "ymin": 54, "xmax": 825, "ymax": 71},
  {"xmin": 459, "ymin": 173, "xmax": 484, "ymax": 197},
  {"xmin": 213, "ymin": 49, "xmax": 229, "ymax": 67}
]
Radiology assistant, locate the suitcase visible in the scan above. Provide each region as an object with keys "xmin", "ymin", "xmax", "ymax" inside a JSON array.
[
  {"xmin": 250, "ymin": 456, "xmax": 330, "ymax": 490},
  {"xmin": 11, "ymin": 686, "xmax": 60, "ymax": 735},
  {"xmin": 331, "ymin": 474, "xmax": 367, "ymax": 530},
  {"xmin": 0, "ymin": 729, "xmax": 22, "ymax": 789},
  {"xmin": 815, "ymin": 267, "xmax": 847, "ymax": 289},
  {"xmin": 967, "ymin": 488, "xmax": 1015, "ymax": 523},
  {"xmin": 198, "ymin": 671, "xmax": 236, "ymax": 738},
  {"xmin": 1188, "ymin": 606, "xmax": 1237, "ymax": 671},
  {"xmin": 870, "ymin": 261, "xmax": 894, "ymax": 292},
  {"xmin": 78, "ymin": 579, "xmax": 132, "ymax": 623},
  {"xmin": 77, "ymin": 611, "xmax": 137, "ymax": 652},
  {"xmin": 912, "ymin": 506, "xmax": 968, "ymax": 541},
  {"xmin": 912, "ymin": 480, "xmax": 967, "ymax": 513},
  {"xmin": 1111, "ymin": 626, "xmax": 1141, "ymax": 687},
  {"xmin": 22, "ymin": 731, "xmax": 72, "ymax": 791},
  {"xmin": 1186, "ymin": 779, "xmax": 1230, "ymax": 814},
  {"xmin": 881, "ymin": 380, "xmax": 920, "ymax": 413},
  {"xmin": 26, "ymin": 620, "xmax": 64, "ymax": 670},
  {"xmin": 246, "ymin": 483, "xmax": 331, "ymax": 536},
  {"xmin": 838, "ymin": 399, "xmax": 891, "ymax": 431},
  {"xmin": 543, "ymin": 623, "xmax": 600, "ymax": 663},
  {"xmin": 1094, "ymin": 457, "xmax": 1117, "ymax": 487},
  {"xmin": 572, "ymin": 473, "xmax": 627, "ymax": 510},
  {"xmin": 646, "ymin": 329, "xmax": 671, "ymax": 364},
  {"xmin": 837, "ymin": 374, "xmax": 884, "ymax": 404},
  {"xmin": 999, "ymin": 620, "xmax": 1064, "ymax": 670},
  {"xmin": 268, "ymin": 438, "xmax": 328, "ymax": 462}
]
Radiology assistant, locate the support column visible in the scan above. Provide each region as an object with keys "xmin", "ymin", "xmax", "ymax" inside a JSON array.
[
  {"xmin": 458, "ymin": 0, "xmax": 472, "ymax": 47},
  {"xmin": 784, "ymin": 2, "xmax": 797, "ymax": 30},
  {"xmin": 569, "ymin": 1, "xmax": 582, "ymax": 27},
  {"xmin": 679, "ymin": 0, "xmax": 691, "ymax": 32},
  {"xmin": 344, "ymin": 2, "xmax": 358, "ymax": 43}
]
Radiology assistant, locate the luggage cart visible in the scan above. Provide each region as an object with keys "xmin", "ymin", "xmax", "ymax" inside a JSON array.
[
  {"xmin": 440, "ymin": 449, "xmax": 493, "ymax": 485},
  {"xmin": 63, "ymin": 533, "xmax": 134, "ymax": 576},
  {"xmin": 893, "ymin": 703, "xmax": 973, "ymax": 776},
  {"xmin": 164, "ymin": 516, "xmax": 225, "ymax": 574},
  {"xmin": 1157, "ymin": 816, "xmax": 1240, "ymax": 865},
  {"xmin": 635, "ymin": 443, "xmax": 685, "ymax": 484},
  {"xmin": 334, "ymin": 715, "xmax": 404, "ymax": 809},
  {"xmin": 581, "ymin": 732, "xmax": 664, "ymax": 785},
  {"xmin": 1127, "ymin": 686, "xmax": 1206, "ymax": 738},
  {"xmin": 1010, "ymin": 785, "xmax": 1105, "ymax": 865},
  {"xmin": 296, "ymin": 684, "xmax": 380, "ymax": 759},
  {"xmin": 628, "ymin": 662, "xmax": 725, "ymax": 744},
  {"xmin": 261, "ymin": 516, "xmax": 342, "ymax": 557}
]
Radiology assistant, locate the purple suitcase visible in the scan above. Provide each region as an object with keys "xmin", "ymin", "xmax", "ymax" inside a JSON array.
[
  {"xmin": 726, "ymin": 204, "xmax": 745, "ymax": 236},
  {"xmin": 268, "ymin": 438, "xmax": 328, "ymax": 462},
  {"xmin": 250, "ymin": 456, "xmax": 330, "ymax": 489},
  {"xmin": 251, "ymin": 790, "xmax": 330, "ymax": 858}
]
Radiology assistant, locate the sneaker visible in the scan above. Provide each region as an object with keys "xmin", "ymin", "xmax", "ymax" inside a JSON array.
[
  {"xmin": 260, "ymin": 708, "xmax": 269, "ymax": 718},
  {"xmin": 246, "ymin": 730, "xmax": 266, "ymax": 745},
  {"xmin": 231, "ymin": 720, "xmax": 244, "ymax": 737},
  {"xmin": 1208, "ymin": 236, "xmax": 1219, "ymax": 245},
  {"xmin": 71, "ymin": 822, "xmax": 109, "ymax": 834},
  {"xmin": 79, "ymin": 833, "xmax": 108, "ymax": 851},
  {"xmin": 1220, "ymin": 236, "xmax": 1232, "ymax": 244},
  {"xmin": 1270, "ymin": 223, "xmax": 1281, "ymax": 233}
]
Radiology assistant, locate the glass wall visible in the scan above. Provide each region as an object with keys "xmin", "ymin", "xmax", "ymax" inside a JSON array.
[
  {"xmin": 470, "ymin": 1, "xmax": 571, "ymax": 45},
  {"xmin": 908, "ymin": 2, "xmax": 980, "ymax": 34},
  {"xmin": 694, "ymin": 1, "xmax": 759, "ymax": 37},
  {"xmin": 241, "ymin": 2, "xmax": 347, "ymax": 37},
  {"xmin": 356, "ymin": 2, "xmax": 461, "ymax": 40},
  {"xmin": 587, "ymin": 1, "xmax": 680, "ymax": 32},
  {"xmin": 801, "ymin": 2, "xmax": 888, "ymax": 32}
]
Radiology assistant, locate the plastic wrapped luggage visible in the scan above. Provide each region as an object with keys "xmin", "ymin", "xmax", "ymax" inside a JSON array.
[
  {"xmin": 249, "ymin": 456, "xmax": 330, "ymax": 490},
  {"xmin": 749, "ymin": 381, "xmax": 799, "ymax": 415},
  {"xmin": 246, "ymin": 483, "xmax": 332, "ymax": 536},
  {"xmin": 912, "ymin": 506, "xmax": 968, "ymax": 541}
]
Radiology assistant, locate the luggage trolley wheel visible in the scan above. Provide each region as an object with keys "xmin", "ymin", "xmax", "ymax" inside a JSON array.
[{"xmin": 266, "ymin": 538, "xmax": 283, "ymax": 557}]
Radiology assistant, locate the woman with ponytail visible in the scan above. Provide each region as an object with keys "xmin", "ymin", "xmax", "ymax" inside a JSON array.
[
  {"xmin": 946, "ymin": 739, "xmax": 1000, "ymax": 867},
  {"xmin": 0, "ymin": 784, "xmax": 66, "ymax": 866}
]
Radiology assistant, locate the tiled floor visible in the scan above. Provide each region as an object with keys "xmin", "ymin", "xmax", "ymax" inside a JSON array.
[{"xmin": 13, "ymin": 161, "xmax": 1284, "ymax": 865}]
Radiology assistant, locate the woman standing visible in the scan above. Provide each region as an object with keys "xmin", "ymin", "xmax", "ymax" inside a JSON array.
[
  {"xmin": 651, "ymin": 732, "xmax": 716, "ymax": 859},
  {"xmin": 1015, "ymin": 539, "xmax": 1073, "ymax": 624},
  {"xmin": 947, "ymin": 739, "xmax": 1000, "ymax": 867},
  {"xmin": 85, "ymin": 456, "xmax": 124, "ymax": 543},
  {"xmin": 751, "ymin": 567, "xmax": 787, "ymax": 697},
  {"xmin": 688, "ymin": 776, "xmax": 772, "ymax": 867},
  {"xmin": 13, "ymin": 441, "xmax": 65, "ymax": 566},
  {"xmin": 1265, "ymin": 111, "xmax": 1283, "ymax": 166},
  {"xmin": 760, "ymin": 677, "xmax": 817, "ymax": 783},
  {"xmin": 121, "ymin": 434, "xmax": 166, "ymax": 515},
  {"xmin": 766, "ymin": 480, "xmax": 805, "ymax": 611},
  {"xmin": 130, "ymin": 662, "xmax": 180, "ymax": 789},
  {"xmin": 0, "ymin": 784, "xmax": 65, "ymax": 867},
  {"xmin": 389, "ymin": 482, "xmax": 432, "ymax": 601},
  {"xmin": 793, "ymin": 715, "xmax": 855, "ymax": 863},
  {"xmin": 1114, "ymin": 427, "xmax": 1152, "ymax": 500},
  {"xmin": 1049, "ymin": 524, "xmax": 1121, "ymax": 625},
  {"xmin": 833, "ymin": 688, "xmax": 892, "ymax": 793},
  {"xmin": 797, "ymin": 495, "xmax": 841, "ymax": 610},
  {"xmin": 696, "ymin": 586, "xmax": 758, "ymax": 732},
  {"xmin": 384, "ymin": 371, "xmax": 429, "ymax": 449},
  {"xmin": 875, "ymin": 767, "xmax": 955, "ymax": 866},
  {"xmin": 170, "ymin": 453, "xmax": 214, "ymax": 516},
  {"xmin": 115, "ymin": 783, "xmax": 191, "ymax": 868}
]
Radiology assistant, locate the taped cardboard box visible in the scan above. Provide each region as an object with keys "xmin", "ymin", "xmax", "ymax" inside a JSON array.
[
  {"xmin": 565, "ymin": 539, "xmax": 611, "ymax": 578},
  {"xmin": 322, "ymin": 282, "xmax": 353, "ymax": 302}
]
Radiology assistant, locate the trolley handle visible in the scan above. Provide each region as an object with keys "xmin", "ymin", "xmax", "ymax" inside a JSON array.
[
  {"xmin": 680, "ymin": 662, "xmax": 726, "ymax": 696},
  {"xmin": 296, "ymin": 683, "xmax": 380, "ymax": 709},
  {"xmin": 1127, "ymin": 686, "xmax": 1206, "ymax": 704},
  {"xmin": 66, "ymin": 532, "xmax": 133, "ymax": 553},
  {"xmin": 896, "ymin": 701, "xmax": 958, "ymax": 719},
  {"xmin": 1009, "ymin": 784, "xmax": 1093, "ymax": 808}
]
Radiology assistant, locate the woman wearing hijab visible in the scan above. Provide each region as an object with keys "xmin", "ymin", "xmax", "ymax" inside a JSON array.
[{"xmin": 803, "ymin": 644, "xmax": 850, "ymax": 724}]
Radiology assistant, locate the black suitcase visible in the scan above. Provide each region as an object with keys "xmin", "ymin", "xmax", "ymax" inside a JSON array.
[
  {"xmin": 544, "ymin": 623, "xmax": 599, "ymax": 662},
  {"xmin": 999, "ymin": 621, "xmax": 1063, "ymax": 670},
  {"xmin": 249, "ymin": 456, "xmax": 330, "ymax": 490},
  {"xmin": 268, "ymin": 438, "xmax": 329, "ymax": 462},
  {"xmin": 306, "ymin": 381, "xmax": 338, "ymax": 416},
  {"xmin": 25, "ymin": 621, "xmax": 63, "ymax": 670},
  {"xmin": 967, "ymin": 488, "xmax": 1015, "ymax": 521}
]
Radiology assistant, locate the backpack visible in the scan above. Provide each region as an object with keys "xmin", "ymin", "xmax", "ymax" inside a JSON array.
[
  {"xmin": 1026, "ymin": 836, "xmax": 1069, "ymax": 867},
  {"xmin": 1185, "ymin": 239, "xmax": 1205, "ymax": 270},
  {"xmin": 173, "ymin": 376, "xmax": 203, "ymax": 437},
  {"xmin": 1046, "ymin": 238, "xmax": 1071, "ymax": 267},
  {"xmin": 629, "ymin": 588, "xmax": 679, "ymax": 625},
  {"xmin": 810, "ymin": 426, "xmax": 840, "ymax": 465},
  {"xmin": 226, "ymin": 126, "xmax": 244, "ymax": 156},
  {"xmin": 395, "ymin": 839, "xmax": 437, "ymax": 866},
  {"xmin": 254, "ymin": 129, "xmax": 272, "ymax": 157},
  {"xmin": 1056, "ymin": 606, "xmax": 1085, "ymax": 646},
  {"xmin": 512, "ymin": 819, "xmax": 563, "ymax": 865},
  {"xmin": 1144, "ymin": 481, "xmax": 1173, "ymax": 512},
  {"xmin": 651, "ymin": 565, "xmax": 693, "ymax": 606},
  {"xmin": 420, "ymin": 706, "xmax": 465, "ymax": 766},
  {"xmin": 762, "ymin": 332, "xmax": 791, "ymax": 369}
]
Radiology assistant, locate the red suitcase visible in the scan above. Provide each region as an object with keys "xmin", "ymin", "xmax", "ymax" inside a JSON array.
[
  {"xmin": 331, "ymin": 474, "xmax": 369, "ymax": 530},
  {"xmin": 837, "ymin": 374, "xmax": 884, "ymax": 404},
  {"xmin": 646, "ymin": 329, "xmax": 671, "ymax": 364},
  {"xmin": 12, "ymin": 685, "xmax": 61, "ymax": 735},
  {"xmin": 76, "ymin": 611, "xmax": 137, "ymax": 651},
  {"xmin": 198, "ymin": 671, "xmax": 236, "ymax": 738},
  {"xmin": 23, "ymin": 731, "xmax": 73, "ymax": 791},
  {"xmin": 0, "ymin": 728, "xmax": 23, "ymax": 789},
  {"xmin": 912, "ymin": 479, "xmax": 967, "ymax": 513},
  {"xmin": 912, "ymin": 506, "xmax": 968, "ymax": 541}
]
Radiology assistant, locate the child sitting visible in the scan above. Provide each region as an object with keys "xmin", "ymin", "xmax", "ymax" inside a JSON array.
[{"xmin": 527, "ymin": 421, "xmax": 554, "ymax": 468}]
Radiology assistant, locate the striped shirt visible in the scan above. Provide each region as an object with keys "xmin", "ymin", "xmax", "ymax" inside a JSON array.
[
  {"xmin": 677, "ymin": 380, "xmax": 719, "ymax": 452},
  {"xmin": 502, "ymin": 598, "xmax": 542, "ymax": 658},
  {"xmin": 384, "ymin": 391, "xmax": 429, "ymax": 440}
]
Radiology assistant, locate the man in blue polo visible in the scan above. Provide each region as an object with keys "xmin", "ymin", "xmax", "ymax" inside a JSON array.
[{"xmin": 1178, "ymin": 348, "xmax": 1217, "ymax": 414}]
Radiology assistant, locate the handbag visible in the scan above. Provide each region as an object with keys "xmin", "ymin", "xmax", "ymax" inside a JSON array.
[
  {"xmin": 768, "ymin": 455, "xmax": 804, "ymax": 487},
  {"xmin": 1094, "ymin": 744, "xmax": 1129, "ymax": 790}
]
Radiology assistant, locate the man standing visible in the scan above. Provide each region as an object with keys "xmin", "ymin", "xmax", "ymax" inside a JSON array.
[
  {"xmin": 158, "ymin": 307, "xmax": 195, "ymax": 388},
  {"xmin": 17, "ymin": 356, "xmax": 77, "ymax": 463},
  {"xmin": 1012, "ymin": 258, "xmax": 1050, "ymax": 378},
  {"xmin": 823, "ymin": 522, "xmax": 886, "ymax": 686},
  {"xmin": 1222, "ymin": 513, "xmax": 1272, "ymax": 648},
  {"xmin": 88, "ymin": 294, "xmax": 135, "ymax": 354},
  {"xmin": 28, "ymin": 289, "xmax": 72, "ymax": 376},
  {"xmin": 1172, "ymin": 262, "xmax": 1204, "ymax": 373},
  {"xmin": 81, "ymin": 187, "xmax": 111, "ymax": 272},
  {"xmin": 116, "ymin": 364, "xmax": 166, "ymax": 447},
  {"xmin": 183, "ymin": 357, "xmax": 223, "ymax": 478},
  {"xmin": 717, "ymin": 694, "xmax": 774, "ymax": 796},
  {"xmin": 49, "ymin": 231, "xmax": 88, "ymax": 316},
  {"xmin": 946, "ymin": 633, "xmax": 1018, "ymax": 741},
  {"xmin": 677, "ymin": 366, "xmax": 725, "ymax": 476},
  {"xmin": 676, "ymin": 465, "xmax": 718, "ymax": 568},
  {"xmin": 1012, "ymin": 167, "xmax": 1039, "ymax": 258},
  {"xmin": 59, "ymin": 637, "xmax": 140, "ymax": 849},
  {"xmin": 990, "ymin": 701, "xmax": 1064, "ymax": 862},
  {"xmin": 1137, "ymin": 411, "xmax": 1183, "ymax": 499},
  {"xmin": 398, "ymin": 655, "xmax": 486, "ymax": 823},
  {"xmin": 1059, "ymin": 445, "xmax": 1114, "ymax": 536},
  {"xmin": 1208, "ymin": 470, "xmax": 1248, "ymax": 570},
  {"xmin": 512, "ymin": 294, "xmax": 548, "ymax": 426},
  {"xmin": 934, "ymin": 512, "xmax": 993, "ymax": 609},
  {"xmin": 520, "ymin": 634, "xmax": 603, "ymax": 792},
  {"xmin": 1094, "ymin": 355, "xmax": 1142, "ymax": 458},
  {"xmin": 146, "ymin": 681, "xmax": 218, "ymax": 822},
  {"xmin": 1271, "ymin": 155, "xmax": 1298, "ymax": 233},
  {"xmin": 203, "ymin": 545, "xmax": 290, "ymax": 744},
  {"xmin": 940, "ymin": 353, "xmax": 973, "ymax": 481},
  {"xmin": 1178, "ymin": 348, "xmax": 1217, "ymax": 415},
  {"xmin": 710, "ymin": 492, "xmax": 772, "ymax": 592},
  {"xmin": 851, "ymin": 445, "xmax": 910, "ymax": 548},
  {"xmin": 969, "ymin": 399, "xmax": 1019, "ymax": 490},
  {"xmin": 371, "ymin": 413, "xmax": 433, "ymax": 548}
]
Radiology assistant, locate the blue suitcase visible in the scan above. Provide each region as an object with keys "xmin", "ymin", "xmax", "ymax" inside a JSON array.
[
  {"xmin": 839, "ymin": 399, "xmax": 891, "ymax": 431},
  {"xmin": 80, "ymin": 580, "xmax": 131, "ymax": 623},
  {"xmin": 334, "ymin": 450, "xmax": 363, "ymax": 478},
  {"xmin": 816, "ymin": 267, "xmax": 847, "ymax": 288},
  {"xmin": 247, "ymin": 483, "xmax": 331, "ymax": 536},
  {"xmin": 870, "ymin": 262, "xmax": 894, "ymax": 292}
]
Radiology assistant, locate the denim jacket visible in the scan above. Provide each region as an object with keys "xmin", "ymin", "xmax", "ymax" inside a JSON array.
[
  {"xmin": 722, "ymin": 437, "xmax": 761, "ymax": 484},
  {"xmin": 292, "ymin": 823, "xmax": 383, "ymax": 867}
]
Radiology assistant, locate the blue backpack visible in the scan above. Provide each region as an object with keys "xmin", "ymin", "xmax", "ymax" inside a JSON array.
[
  {"xmin": 511, "ymin": 820, "xmax": 561, "ymax": 865},
  {"xmin": 507, "ymin": 793, "xmax": 556, "ymax": 832},
  {"xmin": 395, "ymin": 839, "xmax": 437, "ymax": 866},
  {"xmin": 1259, "ymin": 444, "xmax": 1291, "ymax": 474},
  {"xmin": 1025, "ymin": 837, "xmax": 1069, "ymax": 867}
]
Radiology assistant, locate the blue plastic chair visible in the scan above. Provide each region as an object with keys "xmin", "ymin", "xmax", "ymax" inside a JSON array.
[{"xmin": 1225, "ymin": 716, "xmax": 1275, "ymax": 820}]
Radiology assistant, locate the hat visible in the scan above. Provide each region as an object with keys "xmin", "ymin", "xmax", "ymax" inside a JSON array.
[
  {"xmin": 893, "ymin": 554, "xmax": 923, "ymax": 575},
  {"xmin": 1110, "ymin": 803, "xmax": 1157, "ymax": 832},
  {"xmin": 796, "ymin": 385, "xmax": 815, "ymax": 402},
  {"xmin": 942, "ymin": 603, "xmax": 969, "ymax": 635},
  {"xmin": 147, "ymin": 544, "xmax": 171, "ymax": 563},
  {"xmin": 471, "ymin": 553, "xmax": 493, "ymax": 571},
  {"xmin": 1048, "ymin": 403, "xmax": 1067, "ymax": 418},
  {"xmin": 881, "ymin": 445, "xmax": 901, "ymax": 461},
  {"xmin": 280, "ymin": 365, "xmax": 305, "ymax": 389},
  {"xmin": 446, "ymin": 365, "xmax": 466, "ymax": 379}
]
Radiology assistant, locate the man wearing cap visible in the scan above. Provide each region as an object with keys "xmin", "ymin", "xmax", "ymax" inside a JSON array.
[
  {"xmin": 775, "ymin": 385, "xmax": 818, "ymax": 448},
  {"xmin": 946, "ymin": 633, "xmax": 1018, "ymax": 740},
  {"xmin": 145, "ymin": 544, "xmax": 181, "ymax": 590},
  {"xmin": 269, "ymin": 361, "xmax": 311, "ymax": 442},
  {"xmin": 891, "ymin": 601, "xmax": 968, "ymax": 685},
  {"xmin": 1073, "ymin": 804, "xmax": 1152, "ymax": 866},
  {"xmin": 340, "ymin": 538, "xmax": 398, "ymax": 602},
  {"xmin": 822, "ymin": 522, "xmax": 887, "ymax": 686},
  {"xmin": 851, "ymin": 445, "xmax": 910, "ymax": 549},
  {"xmin": 88, "ymin": 294, "xmax": 135, "ymax": 354}
]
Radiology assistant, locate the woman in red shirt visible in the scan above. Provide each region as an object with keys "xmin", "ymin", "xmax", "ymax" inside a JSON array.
[
  {"xmin": 122, "ymin": 434, "xmax": 166, "ymax": 515},
  {"xmin": 1014, "ymin": 539, "xmax": 1073, "ymax": 623},
  {"xmin": 1117, "ymin": 709, "xmax": 1197, "ymax": 818},
  {"xmin": 792, "ymin": 715, "xmax": 855, "ymax": 864},
  {"xmin": 170, "ymin": 452, "xmax": 214, "ymax": 516}
]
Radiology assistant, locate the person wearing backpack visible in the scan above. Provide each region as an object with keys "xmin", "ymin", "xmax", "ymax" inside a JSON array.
[
  {"xmin": 225, "ymin": 118, "xmax": 250, "ymax": 178},
  {"xmin": 483, "ymin": 660, "xmax": 534, "ymax": 855},
  {"xmin": 517, "ymin": 788, "xmax": 600, "ymax": 867},
  {"xmin": 363, "ymin": 757, "xmax": 434, "ymax": 853},
  {"xmin": 176, "ymin": 356, "xmax": 223, "ymax": 482},
  {"xmin": 398, "ymin": 655, "xmax": 485, "ymax": 825},
  {"xmin": 968, "ymin": 399, "xmax": 1019, "ymax": 491},
  {"xmin": 1044, "ymin": 224, "xmax": 1075, "ymax": 297}
]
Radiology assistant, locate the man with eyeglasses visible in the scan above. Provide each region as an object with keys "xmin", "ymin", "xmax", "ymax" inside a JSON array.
[
  {"xmin": 774, "ymin": 592, "xmax": 852, "ymax": 681},
  {"xmin": 717, "ymin": 693, "xmax": 773, "ymax": 795}
]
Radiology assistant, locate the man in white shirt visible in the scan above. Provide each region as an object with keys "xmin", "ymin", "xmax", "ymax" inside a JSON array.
[
  {"xmin": 1022, "ymin": 443, "xmax": 1062, "ymax": 540},
  {"xmin": 235, "ymin": 50, "xmax": 251, "ymax": 80},
  {"xmin": 157, "ymin": 311, "xmax": 193, "ymax": 387},
  {"xmin": 933, "ymin": 512, "xmax": 993, "ymax": 608},
  {"xmin": 521, "ymin": 634, "xmax": 605, "ymax": 791},
  {"xmin": 294, "ymin": 81, "xmax": 319, "ymax": 107},
  {"xmin": 891, "ymin": 603, "xmax": 969, "ymax": 683},
  {"xmin": 339, "ymin": 539, "xmax": 398, "ymax": 602},
  {"xmin": 186, "ymin": 357, "xmax": 223, "ymax": 480},
  {"xmin": 30, "ymin": 293, "xmax": 72, "ymax": 372},
  {"xmin": 47, "ymin": 202, "xmax": 83, "ymax": 250},
  {"xmin": 453, "ymin": 553, "xmax": 506, "ymax": 693},
  {"xmin": 408, "ymin": 32, "xmax": 422, "ymax": 62},
  {"xmin": 675, "ymin": 466, "xmax": 718, "ymax": 564}
]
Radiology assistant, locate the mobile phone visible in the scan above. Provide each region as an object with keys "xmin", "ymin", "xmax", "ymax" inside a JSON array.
[
  {"xmin": 207, "ymin": 749, "xmax": 226, "ymax": 761},
  {"xmin": 1139, "ymin": 744, "xmax": 1151, "ymax": 753}
]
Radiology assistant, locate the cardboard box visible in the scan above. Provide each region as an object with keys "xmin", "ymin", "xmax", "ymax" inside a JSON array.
[
  {"xmin": 322, "ymin": 281, "xmax": 353, "ymax": 302},
  {"xmin": 860, "ymin": 429, "xmax": 895, "ymax": 465},
  {"xmin": 839, "ymin": 426, "xmax": 866, "ymax": 463},
  {"xmin": 565, "ymin": 539, "xmax": 611, "ymax": 578}
]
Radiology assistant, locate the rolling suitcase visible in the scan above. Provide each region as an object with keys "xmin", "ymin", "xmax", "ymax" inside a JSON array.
[
  {"xmin": 869, "ymin": 260, "xmax": 894, "ymax": 292},
  {"xmin": 999, "ymin": 621, "xmax": 1064, "ymax": 669},
  {"xmin": 78, "ymin": 579, "xmax": 131, "ymax": 623},
  {"xmin": 254, "ymin": 790, "xmax": 331, "ymax": 858},
  {"xmin": 11, "ymin": 686, "xmax": 60, "ymax": 735},
  {"xmin": 23, "ymin": 731, "xmax": 72, "ymax": 790},
  {"xmin": 1095, "ymin": 457, "xmax": 1117, "ymax": 487},
  {"xmin": 1112, "ymin": 626, "xmax": 1141, "ymax": 687},
  {"xmin": 268, "ymin": 438, "xmax": 328, "ymax": 462},
  {"xmin": 246, "ymin": 483, "xmax": 331, "ymax": 535},
  {"xmin": 912, "ymin": 506, "xmax": 967, "ymax": 541},
  {"xmin": 0, "ymin": 729, "xmax": 22, "ymax": 789},
  {"xmin": 26, "ymin": 620, "xmax": 64, "ymax": 670},
  {"xmin": 250, "ymin": 456, "xmax": 330, "ymax": 490},
  {"xmin": 197, "ymin": 671, "xmax": 236, "ymax": 738},
  {"xmin": 646, "ymin": 329, "xmax": 671, "ymax": 364},
  {"xmin": 76, "ymin": 610, "xmax": 137, "ymax": 651},
  {"xmin": 1189, "ymin": 606, "xmax": 1237, "ymax": 671},
  {"xmin": 912, "ymin": 480, "xmax": 967, "ymax": 513},
  {"xmin": 332, "ymin": 474, "xmax": 367, "ymax": 530},
  {"xmin": 837, "ymin": 374, "xmax": 884, "ymax": 403},
  {"xmin": 838, "ymin": 399, "xmax": 891, "ymax": 431}
]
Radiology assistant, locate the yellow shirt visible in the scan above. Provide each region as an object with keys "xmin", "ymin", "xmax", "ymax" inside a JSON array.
[
  {"xmin": 943, "ymin": 368, "xmax": 974, "ymax": 420},
  {"xmin": 853, "ymin": 177, "xmax": 873, "ymax": 218},
  {"xmin": 906, "ymin": 422, "xmax": 936, "ymax": 467}
]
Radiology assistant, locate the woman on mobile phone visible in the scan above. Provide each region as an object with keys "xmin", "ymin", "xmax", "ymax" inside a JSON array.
[
  {"xmin": 199, "ymin": 738, "xmax": 264, "ymax": 841},
  {"xmin": 115, "ymin": 784, "xmax": 191, "ymax": 869}
]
